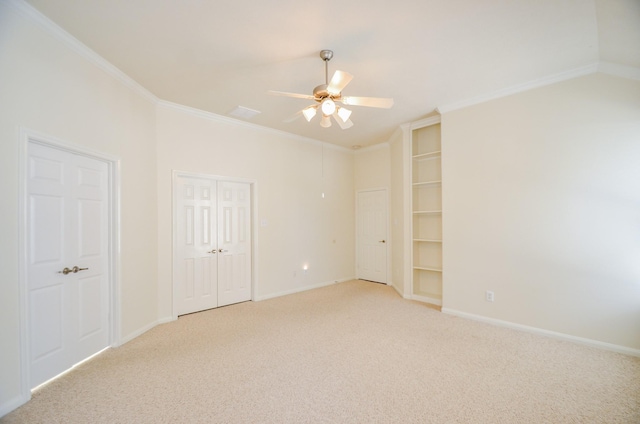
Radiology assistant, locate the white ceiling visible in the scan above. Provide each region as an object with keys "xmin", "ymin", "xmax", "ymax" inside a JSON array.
[{"xmin": 24, "ymin": 0, "xmax": 640, "ymax": 149}]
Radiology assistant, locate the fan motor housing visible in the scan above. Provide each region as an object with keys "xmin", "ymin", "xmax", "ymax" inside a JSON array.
[{"xmin": 313, "ymin": 84, "xmax": 341, "ymax": 102}]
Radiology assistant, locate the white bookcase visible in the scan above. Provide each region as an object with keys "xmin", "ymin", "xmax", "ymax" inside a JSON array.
[{"xmin": 410, "ymin": 118, "xmax": 442, "ymax": 305}]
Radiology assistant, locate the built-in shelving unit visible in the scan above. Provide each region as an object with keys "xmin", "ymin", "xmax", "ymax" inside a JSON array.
[{"xmin": 411, "ymin": 118, "xmax": 442, "ymax": 306}]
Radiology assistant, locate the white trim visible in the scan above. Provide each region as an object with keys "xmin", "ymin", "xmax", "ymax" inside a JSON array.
[
  {"xmin": 254, "ymin": 278, "xmax": 352, "ymax": 302},
  {"xmin": 157, "ymin": 101, "xmax": 353, "ymax": 153},
  {"xmin": 171, "ymin": 171, "xmax": 258, "ymax": 320},
  {"xmin": 117, "ymin": 316, "xmax": 176, "ymax": 346},
  {"xmin": 6, "ymin": 0, "xmax": 157, "ymax": 104},
  {"xmin": 18, "ymin": 128, "xmax": 122, "ymax": 404},
  {"xmin": 117, "ymin": 321, "xmax": 158, "ymax": 346},
  {"xmin": 411, "ymin": 294, "xmax": 443, "ymax": 306},
  {"xmin": 157, "ymin": 316, "xmax": 178, "ymax": 325},
  {"xmin": 390, "ymin": 281, "xmax": 410, "ymax": 299},
  {"xmin": 401, "ymin": 124, "xmax": 412, "ymax": 298},
  {"xmin": 442, "ymin": 308, "xmax": 640, "ymax": 357},
  {"xmin": 436, "ymin": 63, "xmax": 599, "ymax": 114},
  {"xmin": 409, "ymin": 115, "xmax": 441, "ymax": 130},
  {"xmin": 0, "ymin": 395, "xmax": 28, "ymax": 419},
  {"xmin": 598, "ymin": 61, "xmax": 640, "ymax": 81},
  {"xmin": 355, "ymin": 188, "xmax": 389, "ymax": 284},
  {"xmin": 355, "ymin": 142, "xmax": 390, "ymax": 154}
]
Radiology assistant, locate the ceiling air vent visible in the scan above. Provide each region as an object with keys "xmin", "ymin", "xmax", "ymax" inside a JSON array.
[{"xmin": 228, "ymin": 106, "xmax": 261, "ymax": 120}]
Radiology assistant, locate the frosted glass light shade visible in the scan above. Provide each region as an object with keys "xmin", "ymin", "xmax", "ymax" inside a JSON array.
[
  {"xmin": 321, "ymin": 98, "xmax": 336, "ymax": 116},
  {"xmin": 337, "ymin": 107, "xmax": 352, "ymax": 122},
  {"xmin": 302, "ymin": 106, "xmax": 317, "ymax": 122}
]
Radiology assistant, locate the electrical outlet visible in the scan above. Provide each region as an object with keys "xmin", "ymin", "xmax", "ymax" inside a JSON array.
[{"xmin": 485, "ymin": 290, "xmax": 494, "ymax": 302}]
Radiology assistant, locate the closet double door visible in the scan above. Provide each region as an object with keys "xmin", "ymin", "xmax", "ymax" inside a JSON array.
[{"xmin": 175, "ymin": 176, "xmax": 252, "ymax": 316}]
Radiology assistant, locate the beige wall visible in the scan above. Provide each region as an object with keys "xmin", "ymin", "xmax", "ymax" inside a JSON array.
[
  {"xmin": 0, "ymin": 2, "xmax": 159, "ymax": 411},
  {"xmin": 441, "ymin": 73, "xmax": 640, "ymax": 350},
  {"xmin": 155, "ymin": 104, "xmax": 355, "ymax": 319},
  {"xmin": 388, "ymin": 130, "xmax": 406, "ymax": 294},
  {"xmin": 354, "ymin": 144, "xmax": 390, "ymax": 192}
]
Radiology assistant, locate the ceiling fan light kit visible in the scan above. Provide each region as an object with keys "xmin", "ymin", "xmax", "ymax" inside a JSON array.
[
  {"xmin": 302, "ymin": 106, "xmax": 317, "ymax": 122},
  {"xmin": 268, "ymin": 50, "xmax": 394, "ymax": 129},
  {"xmin": 321, "ymin": 98, "xmax": 336, "ymax": 116}
]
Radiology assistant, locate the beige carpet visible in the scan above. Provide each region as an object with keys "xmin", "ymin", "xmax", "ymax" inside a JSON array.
[{"xmin": 3, "ymin": 280, "xmax": 639, "ymax": 423}]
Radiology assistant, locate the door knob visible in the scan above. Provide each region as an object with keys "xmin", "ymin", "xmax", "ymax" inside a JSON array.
[
  {"xmin": 208, "ymin": 250, "xmax": 217, "ymax": 254},
  {"xmin": 379, "ymin": 240, "xmax": 386, "ymax": 243},
  {"xmin": 218, "ymin": 249, "xmax": 228, "ymax": 253},
  {"xmin": 59, "ymin": 266, "xmax": 89, "ymax": 275}
]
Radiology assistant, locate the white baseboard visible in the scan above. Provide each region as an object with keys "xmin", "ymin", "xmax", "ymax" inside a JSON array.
[
  {"xmin": 389, "ymin": 281, "xmax": 412, "ymax": 299},
  {"xmin": 442, "ymin": 308, "xmax": 640, "ymax": 357},
  {"xmin": 0, "ymin": 394, "xmax": 29, "ymax": 419},
  {"xmin": 157, "ymin": 316, "xmax": 177, "ymax": 325},
  {"xmin": 254, "ymin": 277, "xmax": 353, "ymax": 302},
  {"xmin": 116, "ymin": 320, "xmax": 158, "ymax": 347}
]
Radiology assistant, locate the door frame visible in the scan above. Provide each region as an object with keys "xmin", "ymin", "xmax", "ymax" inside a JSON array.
[
  {"xmin": 18, "ymin": 128, "xmax": 121, "ymax": 403},
  {"xmin": 355, "ymin": 188, "xmax": 390, "ymax": 284},
  {"xmin": 171, "ymin": 170, "xmax": 257, "ymax": 320}
]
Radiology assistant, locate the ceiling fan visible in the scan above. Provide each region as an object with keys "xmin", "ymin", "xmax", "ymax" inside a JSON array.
[{"xmin": 268, "ymin": 50, "xmax": 394, "ymax": 129}]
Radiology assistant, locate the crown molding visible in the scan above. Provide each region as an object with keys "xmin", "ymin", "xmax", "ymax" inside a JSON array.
[
  {"xmin": 157, "ymin": 101, "xmax": 352, "ymax": 153},
  {"xmin": 355, "ymin": 142, "xmax": 390, "ymax": 154},
  {"xmin": 409, "ymin": 115, "xmax": 441, "ymax": 130},
  {"xmin": 6, "ymin": 0, "xmax": 158, "ymax": 104},
  {"xmin": 598, "ymin": 61, "xmax": 640, "ymax": 81},
  {"xmin": 436, "ymin": 63, "xmax": 599, "ymax": 114}
]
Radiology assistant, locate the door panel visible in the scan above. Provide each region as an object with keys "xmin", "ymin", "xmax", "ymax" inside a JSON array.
[
  {"xmin": 28, "ymin": 142, "xmax": 109, "ymax": 388},
  {"xmin": 175, "ymin": 177, "xmax": 218, "ymax": 315},
  {"xmin": 72, "ymin": 153, "xmax": 109, "ymax": 363},
  {"xmin": 357, "ymin": 190, "xmax": 388, "ymax": 283},
  {"xmin": 217, "ymin": 181, "xmax": 252, "ymax": 307}
]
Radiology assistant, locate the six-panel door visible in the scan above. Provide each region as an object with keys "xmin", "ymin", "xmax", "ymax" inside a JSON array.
[{"xmin": 28, "ymin": 142, "xmax": 110, "ymax": 389}]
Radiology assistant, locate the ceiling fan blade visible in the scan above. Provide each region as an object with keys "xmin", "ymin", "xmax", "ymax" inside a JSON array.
[
  {"xmin": 327, "ymin": 70, "xmax": 353, "ymax": 95},
  {"xmin": 341, "ymin": 96, "xmax": 394, "ymax": 108},
  {"xmin": 283, "ymin": 104, "xmax": 318, "ymax": 123},
  {"xmin": 332, "ymin": 113, "xmax": 353, "ymax": 130},
  {"xmin": 267, "ymin": 90, "xmax": 315, "ymax": 100},
  {"xmin": 283, "ymin": 110, "xmax": 302, "ymax": 123}
]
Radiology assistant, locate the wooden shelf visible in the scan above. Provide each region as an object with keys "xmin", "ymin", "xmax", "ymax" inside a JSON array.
[
  {"xmin": 413, "ymin": 291, "xmax": 443, "ymax": 301},
  {"xmin": 412, "ymin": 180, "xmax": 441, "ymax": 187},
  {"xmin": 412, "ymin": 151, "xmax": 441, "ymax": 160},
  {"xmin": 411, "ymin": 122, "xmax": 442, "ymax": 307},
  {"xmin": 413, "ymin": 266, "xmax": 443, "ymax": 272}
]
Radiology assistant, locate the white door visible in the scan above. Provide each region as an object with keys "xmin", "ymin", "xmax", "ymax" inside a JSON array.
[
  {"xmin": 175, "ymin": 177, "xmax": 219, "ymax": 315},
  {"xmin": 175, "ymin": 176, "xmax": 252, "ymax": 315},
  {"xmin": 357, "ymin": 190, "xmax": 388, "ymax": 284},
  {"xmin": 27, "ymin": 142, "xmax": 110, "ymax": 389},
  {"xmin": 217, "ymin": 181, "xmax": 252, "ymax": 307}
]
